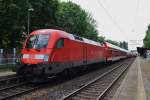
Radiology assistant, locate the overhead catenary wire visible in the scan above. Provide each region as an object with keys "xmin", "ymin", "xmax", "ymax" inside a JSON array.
[
  {"xmin": 130, "ymin": 0, "xmax": 141, "ymax": 46},
  {"xmin": 131, "ymin": 0, "xmax": 140, "ymax": 33},
  {"xmin": 96, "ymin": 0, "xmax": 128, "ymax": 40},
  {"xmin": 83, "ymin": 0, "xmax": 110, "ymax": 36},
  {"xmin": 70, "ymin": 0, "xmax": 111, "ymax": 36}
]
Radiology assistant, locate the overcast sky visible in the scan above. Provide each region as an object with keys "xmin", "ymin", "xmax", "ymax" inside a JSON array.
[{"xmin": 61, "ymin": 0, "xmax": 150, "ymax": 50}]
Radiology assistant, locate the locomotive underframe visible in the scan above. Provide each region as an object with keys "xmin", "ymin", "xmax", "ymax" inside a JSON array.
[{"xmin": 16, "ymin": 58, "xmax": 105, "ymax": 77}]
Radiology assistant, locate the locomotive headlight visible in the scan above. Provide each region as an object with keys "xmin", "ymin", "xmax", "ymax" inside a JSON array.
[
  {"xmin": 35, "ymin": 54, "xmax": 45, "ymax": 59},
  {"xmin": 44, "ymin": 55, "xmax": 49, "ymax": 62},
  {"xmin": 35, "ymin": 54, "xmax": 49, "ymax": 61},
  {"xmin": 23, "ymin": 54, "xmax": 49, "ymax": 62},
  {"xmin": 23, "ymin": 54, "xmax": 30, "ymax": 58}
]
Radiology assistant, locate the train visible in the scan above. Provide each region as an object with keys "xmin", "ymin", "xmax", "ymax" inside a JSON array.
[{"xmin": 16, "ymin": 29, "xmax": 132, "ymax": 80}]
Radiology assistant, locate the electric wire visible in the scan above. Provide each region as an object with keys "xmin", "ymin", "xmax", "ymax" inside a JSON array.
[
  {"xmin": 130, "ymin": 0, "xmax": 141, "ymax": 46},
  {"xmin": 96, "ymin": 0, "xmax": 128, "ymax": 40}
]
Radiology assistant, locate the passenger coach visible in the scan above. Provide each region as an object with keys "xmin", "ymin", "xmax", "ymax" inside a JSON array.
[{"xmin": 104, "ymin": 42, "xmax": 129, "ymax": 62}]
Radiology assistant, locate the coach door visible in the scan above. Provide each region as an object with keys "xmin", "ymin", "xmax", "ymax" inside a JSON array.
[{"xmin": 83, "ymin": 43, "xmax": 87, "ymax": 63}]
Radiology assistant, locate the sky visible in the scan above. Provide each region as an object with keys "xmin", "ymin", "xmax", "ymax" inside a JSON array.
[{"xmin": 60, "ymin": 0, "xmax": 150, "ymax": 50}]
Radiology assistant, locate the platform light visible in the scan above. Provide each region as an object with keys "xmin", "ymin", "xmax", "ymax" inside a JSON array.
[{"xmin": 27, "ymin": 8, "xmax": 34, "ymax": 34}]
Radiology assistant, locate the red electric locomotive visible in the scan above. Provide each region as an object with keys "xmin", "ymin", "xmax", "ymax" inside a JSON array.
[
  {"xmin": 16, "ymin": 29, "xmax": 106, "ymax": 79},
  {"xmin": 16, "ymin": 29, "xmax": 132, "ymax": 81}
]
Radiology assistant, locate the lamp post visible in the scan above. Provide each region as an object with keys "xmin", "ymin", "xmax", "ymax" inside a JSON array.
[{"xmin": 27, "ymin": 8, "xmax": 34, "ymax": 34}]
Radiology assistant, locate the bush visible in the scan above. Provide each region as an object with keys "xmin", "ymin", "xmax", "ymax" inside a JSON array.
[{"xmin": 0, "ymin": 64, "xmax": 16, "ymax": 71}]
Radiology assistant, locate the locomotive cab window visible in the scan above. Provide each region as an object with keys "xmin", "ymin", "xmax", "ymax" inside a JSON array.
[
  {"xmin": 25, "ymin": 34, "xmax": 50, "ymax": 49},
  {"xmin": 56, "ymin": 39, "xmax": 64, "ymax": 48}
]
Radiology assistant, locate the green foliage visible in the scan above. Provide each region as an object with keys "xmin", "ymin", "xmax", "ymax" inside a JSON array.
[
  {"xmin": 84, "ymin": 14, "xmax": 98, "ymax": 41},
  {"xmin": 56, "ymin": 2, "xmax": 86, "ymax": 35},
  {"xmin": 120, "ymin": 41, "xmax": 128, "ymax": 50},
  {"xmin": 0, "ymin": 0, "xmax": 99, "ymax": 49},
  {"xmin": 106, "ymin": 40, "xmax": 128, "ymax": 50},
  {"xmin": 56, "ymin": 2, "xmax": 98, "ymax": 40},
  {"xmin": 0, "ymin": 0, "xmax": 126, "ymax": 49},
  {"xmin": 106, "ymin": 39, "xmax": 120, "ymax": 46},
  {"xmin": 0, "ymin": 0, "xmax": 58, "ymax": 49},
  {"xmin": 0, "ymin": 64, "xmax": 16, "ymax": 71},
  {"xmin": 30, "ymin": 0, "xmax": 58, "ymax": 30},
  {"xmin": 97, "ymin": 36, "xmax": 105, "ymax": 43},
  {"xmin": 143, "ymin": 25, "xmax": 150, "ymax": 48}
]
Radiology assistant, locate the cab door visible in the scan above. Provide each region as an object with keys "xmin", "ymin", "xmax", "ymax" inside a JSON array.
[{"xmin": 83, "ymin": 43, "xmax": 87, "ymax": 64}]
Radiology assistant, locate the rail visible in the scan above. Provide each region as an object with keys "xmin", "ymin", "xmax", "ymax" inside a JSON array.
[
  {"xmin": 0, "ymin": 75, "xmax": 42, "ymax": 100},
  {"xmin": 0, "ymin": 82, "xmax": 42, "ymax": 100},
  {"xmin": 62, "ymin": 58, "xmax": 135, "ymax": 100}
]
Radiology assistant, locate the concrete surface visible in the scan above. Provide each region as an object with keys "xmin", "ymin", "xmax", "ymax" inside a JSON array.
[
  {"xmin": 0, "ymin": 71, "xmax": 15, "ymax": 77},
  {"xmin": 112, "ymin": 57, "xmax": 150, "ymax": 100}
]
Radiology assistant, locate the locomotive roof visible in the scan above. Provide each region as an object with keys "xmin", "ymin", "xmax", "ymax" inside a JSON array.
[
  {"xmin": 30, "ymin": 29, "xmax": 103, "ymax": 46},
  {"xmin": 68, "ymin": 34, "xmax": 102, "ymax": 46},
  {"xmin": 82, "ymin": 38, "xmax": 102, "ymax": 46},
  {"xmin": 30, "ymin": 29, "xmax": 66, "ymax": 35}
]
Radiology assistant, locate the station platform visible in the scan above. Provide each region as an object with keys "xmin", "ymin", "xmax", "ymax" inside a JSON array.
[
  {"xmin": 112, "ymin": 57, "xmax": 150, "ymax": 100},
  {"xmin": 0, "ymin": 71, "xmax": 15, "ymax": 77}
]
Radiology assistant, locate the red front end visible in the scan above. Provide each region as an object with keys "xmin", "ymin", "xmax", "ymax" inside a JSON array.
[{"xmin": 21, "ymin": 30, "xmax": 55, "ymax": 64}]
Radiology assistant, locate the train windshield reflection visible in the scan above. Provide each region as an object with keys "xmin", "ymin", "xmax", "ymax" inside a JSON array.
[{"xmin": 25, "ymin": 34, "xmax": 50, "ymax": 49}]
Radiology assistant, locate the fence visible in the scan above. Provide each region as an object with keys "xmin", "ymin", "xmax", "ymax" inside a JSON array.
[{"xmin": 0, "ymin": 48, "xmax": 20, "ymax": 65}]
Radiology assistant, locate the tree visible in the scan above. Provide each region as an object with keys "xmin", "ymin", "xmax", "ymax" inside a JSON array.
[
  {"xmin": 56, "ymin": 1, "xmax": 98, "ymax": 39},
  {"xmin": 106, "ymin": 39, "xmax": 120, "ymax": 46},
  {"xmin": 84, "ymin": 14, "xmax": 98, "ymax": 41},
  {"xmin": 97, "ymin": 36, "xmax": 105, "ymax": 43},
  {"xmin": 29, "ymin": 0, "xmax": 58, "ymax": 30},
  {"xmin": 143, "ymin": 25, "xmax": 150, "ymax": 48},
  {"xmin": 120, "ymin": 41, "xmax": 128, "ymax": 50},
  {"xmin": 0, "ymin": 0, "xmax": 58, "ymax": 49}
]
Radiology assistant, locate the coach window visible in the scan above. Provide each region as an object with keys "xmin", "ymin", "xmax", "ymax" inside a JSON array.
[{"xmin": 56, "ymin": 39, "xmax": 64, "ymax": 48}]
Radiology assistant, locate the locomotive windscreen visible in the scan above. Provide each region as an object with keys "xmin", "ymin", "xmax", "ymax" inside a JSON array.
[{"xmin": 25, "ymin": 34, "xmax": 50, "ymax": 49}]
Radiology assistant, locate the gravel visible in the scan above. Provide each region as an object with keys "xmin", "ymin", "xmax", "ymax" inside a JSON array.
[{"xmin": 11, "ymin": 60, "xmax": 125, "ymax": 100}]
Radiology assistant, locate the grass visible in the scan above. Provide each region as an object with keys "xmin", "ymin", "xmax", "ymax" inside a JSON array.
[{"xmin": 0, "ymin": 64, "xmax": 16, "ymax": 72}]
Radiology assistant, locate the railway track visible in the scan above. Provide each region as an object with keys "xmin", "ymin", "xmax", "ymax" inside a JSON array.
[
  {"xmin": 0, "ymin": 73, "xmax": 54, "ymax": 99},
  {"xmin": 0, "ymin": 58, "xmax": 134, "ymax": 100},
  {"xmin": 0, "ymin": 74, "xmax": 16, "ymax": 80},
  {"xmin": 0, "ymin": 75, "xmax": 25, "ymax": 89},
  {"xmin": 0, "ymin": 75, "xmax": 40, "ymax": 100},
  {"xmin": 0, "ymin": 75, "xmax": 23, "ymax": 83},
  {"xmin": 0, "ymin": 82, "xmax": 42, "ymax": 100},
  {"xmin": 62, "ymin": 58, "xmax": 135, "ymax": 100}
]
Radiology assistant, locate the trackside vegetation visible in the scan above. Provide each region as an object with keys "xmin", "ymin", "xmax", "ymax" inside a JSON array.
[
  {"xmin": 0, "ymin": 0, "xmax": 128, "ymax": 49},
  {"xmin": 0, "ymin": 64, "xmax": 16, "ymax": 71},
  {"xmin": 144, "ymin": 25, "xmax": 150, "ymax": 48}
]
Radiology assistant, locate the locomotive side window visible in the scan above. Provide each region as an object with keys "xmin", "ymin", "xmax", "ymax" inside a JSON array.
[{"xmin": 56, "ymin": 39, "xmax": 64, "ymax": 48}]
